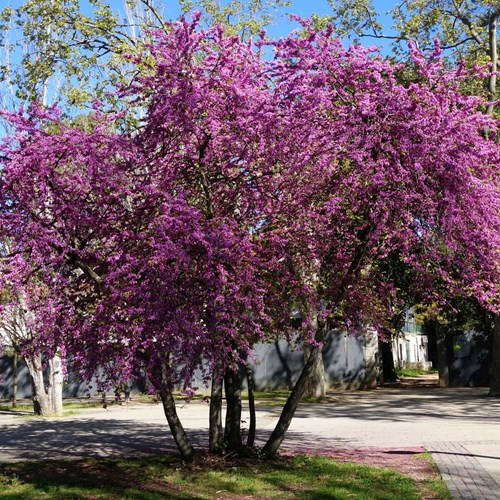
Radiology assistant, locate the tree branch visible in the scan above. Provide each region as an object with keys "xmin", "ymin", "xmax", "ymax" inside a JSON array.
[
  {"xmin": 450, "ymin": 0, "xmax": 484, "ymax": 47},
  {"xmin": 65, "ymin": 252, "xmax": 103, "ymax": 287}
]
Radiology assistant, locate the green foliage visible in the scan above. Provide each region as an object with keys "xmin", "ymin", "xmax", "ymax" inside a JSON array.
[
  {"xmin": 416, "ymin": 298, "xmax": 495, "ymax": 336},
  {"xmin": 0, "ymin": 454, "xmax": 450, "ymax": 499},
  {"xmin": 327, "ymin": 0, "xmax": 500, "ymax": 60},
  {"xmin": 327, "ymin": 0, "xmax": 382, "ymax": 42},
  {"xmin": 178, "ymin": 0, "xmax": 291, "ymax": 38},
  {"xmin": 326, "ymin": 0, "xmax": 500, "ymax": 103},
  {"xmin": 1, "ymin": 0, "xmax": 115, "ymax": 106},
  {"xmin": 0, "ymin": 0, "xmax": 166, "ymax": 113}
]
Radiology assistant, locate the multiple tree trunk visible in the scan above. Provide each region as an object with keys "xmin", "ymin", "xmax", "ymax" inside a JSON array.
[
  {"xmin": 159, "ymin": 351, "xmax": 325, "ymax": 462},
  {"xmin": 24, "ymin": 353, "xmax": 64, "ymax": 416}
]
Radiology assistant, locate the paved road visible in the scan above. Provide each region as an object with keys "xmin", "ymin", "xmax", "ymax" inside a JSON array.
[{"xmin": 1, "ymin": 384, "xmax": 499, "ymax": 499}]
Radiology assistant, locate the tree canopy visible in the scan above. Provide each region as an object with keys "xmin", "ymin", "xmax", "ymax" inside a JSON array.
[{"xmin": 1, "ymin": 13, "xmax": 499, "ymax": 458}]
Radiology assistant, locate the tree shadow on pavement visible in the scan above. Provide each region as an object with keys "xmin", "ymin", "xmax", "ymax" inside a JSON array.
[
  {"xmin": 280, "ymin": 387, "xmax": 500, "ymax": 423},
  {"xmin": 0, "ymin": 418, "xmax": 209, "ymax": 461}
]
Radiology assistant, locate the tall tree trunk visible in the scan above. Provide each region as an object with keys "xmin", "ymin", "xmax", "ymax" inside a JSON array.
[
  {"xmin": 245, "ymin": 363, "xmax": 256, "ymax": 448},
  {"xmin": 224, "ymin": 367, "xmax": 242, "ymax": 452},
  {"xmin": 489, "ymin": 316, "xmax": 500, "ymax": 397},
  {"xmin": 263, "ymin": 343, "xmax": 322, "ymax": 458},
  {"xmin": 436, "ymin": 324, "xmax": 450, "ymax": 388},
  {"xmin": 159, "ymin": 386, "xmax": 196, "ymax": 462},
  {"xmin": 25, "ymin": 352, "xmax": 64, "ymax": 416},
  {"xmin": 209, "ymin": 372, "xmax": 224, "ymax": 452},
  {"xmin": 484, "ymin": 11, "xmax": 499, "ymax": 398},
  {"xmin": 486, "ymin": 10, "xmax": 499, "ymax": 116},
  {"xmin": 12, "ymin": 352, "xmax": 18, "ymax": 408},
  {"xmin": 48, "ymin": 355, "xmax": 63, "ymax": 416},
  {"xmin": 378, "ymin": 338, "xmax": 397, "ymax": 384}
]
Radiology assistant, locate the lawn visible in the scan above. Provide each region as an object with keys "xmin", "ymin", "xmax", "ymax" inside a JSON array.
[
  {"xmin": 0, "ymin": 454, "xmax": 451, "ymax": 499},
  {"xmin": 396, "ymin": 368, "xmax": 437, "ymax": 378}
]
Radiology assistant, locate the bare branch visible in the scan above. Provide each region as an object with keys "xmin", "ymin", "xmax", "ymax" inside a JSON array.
[
  {"xmin": 450, "ymin": 0, "xmax": 484, "ymax": 47},
  {"xmin": 139, "ymin": 0, "xmax": 167, "ymax": 32}
]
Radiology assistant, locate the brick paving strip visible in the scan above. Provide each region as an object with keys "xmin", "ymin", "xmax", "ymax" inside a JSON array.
[{"xmin": 425, "ymin": 442, "xmax": 500, "ymax": 500}]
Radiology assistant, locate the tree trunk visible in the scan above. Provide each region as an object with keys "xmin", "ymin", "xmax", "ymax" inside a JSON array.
[
  {"xmin": 489, "ymin": 316, "xmax": 500, "ymax": 397},
  {"xmin": 12, "ymin": 352, "xmax": 18, "ymax": 408},
  {"xmin": 209, "ymin": 372, "xmax": 224, "ymax": 452},
  {"xmin": 159, "ymin": 386, "xmax": 196, "ymax": 462},
  {"xmin": 378, "ymin": 338, "xmax": 397, "ymax": 384},
  {"xmin": 48, "ymin": 355, "xmax": 63, "ymax": 416},
  {"xmin": 302, "ymin": 311, "xmax": 326, "ymax": 399},
  {"xmin": 224, "ymin": 368, "xmax": 242, "ymax": 452},
  {"xmin": 303, "ymin": 343, "xmax": 326, "ymax": 398},
  {"xmin": 486, "ymin": 10, "xmax": 499, "ymax": 116},
  {"xmin": 436, "ymin": 324, "xmax": 450, "ymax": 388},
  {"xmin": 25, "ymin": 352, "xmax": 64, "ymax": 416},
  {"xmin": 26, "ymin": 355, "xmax": 51, "ymax": 416},
  {"xmin": 245, "ymin": 363, "xmax": 256, "ymax": 448},
  {"xmin": 263, "ymin": 343, "xmax": 322, "ymax": 458}
]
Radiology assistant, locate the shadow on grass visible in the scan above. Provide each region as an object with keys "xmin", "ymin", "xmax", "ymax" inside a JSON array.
[
  {"xmin": 0, "ymin": 456, "xmax": 196, "ymax": 499},
  {"xmin": 0, "ymin": 454, "xmax": 429, "ymax": 500}
]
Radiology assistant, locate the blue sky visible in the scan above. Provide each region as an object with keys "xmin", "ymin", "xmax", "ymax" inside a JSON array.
[
  {"xmin": 110, "ymin": 0, "xmax": 396, "ymax": 47},
  {"xmin": 5, "ymin": 0, "xmax": 396, "ymax": 47}
]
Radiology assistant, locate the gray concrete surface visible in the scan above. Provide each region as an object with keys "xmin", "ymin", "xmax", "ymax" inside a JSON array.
[{"xmin": 1, "ymin": 384, "xmax": 499, "ymax": 499}]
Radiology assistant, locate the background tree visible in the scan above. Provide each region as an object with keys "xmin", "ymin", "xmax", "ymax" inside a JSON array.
[
  {"xmin": 0, "ymin": 244, "xmax": 65, "ymax": 416},
  {"xmin": 178, "ymin": 0, "xmax": 291, "ymax": 38}
]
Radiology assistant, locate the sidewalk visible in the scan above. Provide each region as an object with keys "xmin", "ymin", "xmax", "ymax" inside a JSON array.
[
  {"xmin": 426, "ymin": 441, "xmax": 500, "ymax": 500},
  {"xmin": 275, "ymin": 384, "xmax": 500, "ymax": 499},
  {"xmin": 1, "ymin": 383, "xmax": 500, "ymax": 499}
]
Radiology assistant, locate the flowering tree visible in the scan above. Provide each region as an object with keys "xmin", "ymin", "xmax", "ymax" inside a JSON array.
[
  {"xmin": 1, "ymin": 17, "xmax": 499, "ymax": 460},
  {"xmin": 260, "ymin": 28, "xmax": 500, "ymax": 455},
  {"xmin": 0, "ymin": 244, "xmax": 66, "ymax": 416}
]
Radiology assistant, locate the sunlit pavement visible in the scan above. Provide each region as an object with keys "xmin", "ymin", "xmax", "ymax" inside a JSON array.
[{"xmin": 1, "ymin": 384, "xmax": 500, "ymax": 499}]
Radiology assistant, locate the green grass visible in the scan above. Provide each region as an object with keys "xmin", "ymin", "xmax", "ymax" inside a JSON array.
[
  {"xmin": 0, "ymin": 400, "xmax": 117, "ymax": 414},
  {"xmin": 252, "ymin": 390, "xmax": 291, "ymax": 399},
  {"xmin": 0, "ymin": 454, "xmax": 450, "ymax": 499},
  {"xmin": 0, "ymin": 403, "xmax": 34, "ymax": 412},
  {"xmin": 414, "ymin": 452, "xmax": 452, "ymax": 499},
  {"xmin": 396, "ymin": 368, "xmax": 436, "ymax": 378}
]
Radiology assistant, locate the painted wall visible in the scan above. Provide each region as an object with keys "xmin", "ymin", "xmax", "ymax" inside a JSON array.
[
  {"xmin": 251, "ymin": 330, "xmax": 378, "ymax": 391},
  {"xmin": 446, "ymin": 330, "xmax": 490, "ymax": 387},
  {"xmin": 0, "ymin": 330, "xmax": 380, "ymax": 398}
]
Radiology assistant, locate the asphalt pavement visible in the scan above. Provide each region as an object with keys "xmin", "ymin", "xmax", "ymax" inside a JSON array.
[{"xmin": 1, "ymin": 380, "xmax": 499, "ymax": 499}]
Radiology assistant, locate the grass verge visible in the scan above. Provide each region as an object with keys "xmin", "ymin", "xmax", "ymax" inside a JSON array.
[
  {"xmin": 0, "ymin": 400, "xmax": 119, "ymax": 415},
  {"xmin": 396, "ymin": 368, "xmax": 436, "ymax": 378},
  {"xmin": 0, "ymin": 453, "xmax": 450, "ymax": 499}
]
